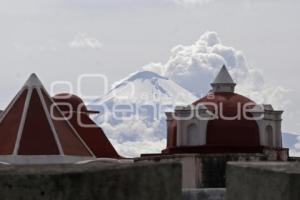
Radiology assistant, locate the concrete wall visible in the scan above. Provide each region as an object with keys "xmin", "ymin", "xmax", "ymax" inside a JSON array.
[
  {"xmin": 226, "ymin": 162, "xmax": 300, "ymax": 200},
  {"xmin": 136, "ymin": 155, "xmax": 200, "ymax": 188},
  {"xmin": 0, "ymin": 162, "xmax": 182, "ymax": 200},
  {"xmin": 182, "ymin": 188, "xmax": 225, "ymax": 200},
  {"xmin": 136, "ymin": 153, "xmax": 268, "ymax": 188}
]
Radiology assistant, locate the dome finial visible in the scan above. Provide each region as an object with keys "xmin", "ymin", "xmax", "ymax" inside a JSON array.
[
  {"xmin": 211, "ymin": 65, "xmax": 236, "ymax": 93},
  {"xmin": 212, "ymin": 65, "xmax": 235, "ymax": 84}
]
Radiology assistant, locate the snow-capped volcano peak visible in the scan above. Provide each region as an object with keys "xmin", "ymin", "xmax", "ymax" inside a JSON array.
[
  {"xmin": 95, "ymin": 70, "xmax": 196, "ymax": 104},
  {"xmin": 124, "ymin": 70, "xmax": 168, "ymax": 82},
  {"xmin": 112, "ymin": 70, "xmax": 168, "ymax": 89}
]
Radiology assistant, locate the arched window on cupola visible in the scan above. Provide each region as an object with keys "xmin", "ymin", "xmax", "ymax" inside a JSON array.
[
  {"xmin": 187, "ymin": 123, "xmax": 198, "ymax": 146},
  {"xmin": 266, "ymin": 125, "xmax": 274, "ymax": 147}
]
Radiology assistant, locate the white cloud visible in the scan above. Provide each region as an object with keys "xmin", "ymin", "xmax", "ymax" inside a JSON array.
[
  {"xmin": 111, "ymin": 138, "xmax": 167, "ymax": 158},
  {"xmin": 69, "ymin": 33, "xmax": 102, "ymax": 49},
  {"xmin": 289, "ymin": 147, "xmax": 300, "ymax": 157},
  {"xmin": 142, "ymin": 63, "xmax": 165, "ymax": 76},
  {"xmin": 143, "ymin": 31, "xmax": 287, "ymax": 107},
  {"xmin": 142, "ymin": 31, "xmax": 299, "ymax": 156},
  {"xmin": 289, "ymin": 150, "xmax": 300, "ymax": 157},
  {"xmin": 294, "ymin": 136, "xmax": 300, "ymax": 149},
  {"xmin": 101, "ymin": 118, "xmax": 165, "ymax": 143},
  {"xmin": 100, "ymin": 118, "xmax": 167, "ymax": 157}
]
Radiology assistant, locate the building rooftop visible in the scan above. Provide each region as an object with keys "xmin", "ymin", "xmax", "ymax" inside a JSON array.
[{"xmin": 0, "ymin": 74, "xmax": 95, "ymax": 164}]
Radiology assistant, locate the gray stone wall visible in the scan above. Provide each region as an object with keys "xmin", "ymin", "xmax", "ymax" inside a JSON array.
[
  {"xmin": 226, "ymin": 162, "xmax": 300, "ymax": 200},
  {"xmin": 182, "ymin": 188, "xmax": 225, "ymax": 200},
  {"xmin": 136, "ymin": 153, "xmax": 268, "ymax": 188},
  {"xmin": 0, "ymin": 162, "xmax": 182, "ymax": 200}
]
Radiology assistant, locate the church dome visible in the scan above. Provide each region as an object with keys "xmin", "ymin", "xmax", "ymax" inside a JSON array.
[
  {"xmin": 194, "ymin": 92, "xmax": 260, "ymax": 147},
  {"xmin": 193, "ymin": 92, "xmax": 255, "ymax": 115},
  {"xmin": 52, "ymin": 93, "xmax": 99, "ymax": 114},
  {"xmin": 163, "ymin": 66, "xmax": 262, "ymax": 155}
]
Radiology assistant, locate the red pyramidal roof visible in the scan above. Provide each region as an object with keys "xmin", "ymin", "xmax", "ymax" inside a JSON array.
[
  {"xmin": 53, "ymin": 94, "xmax": 122, "ymax": 159},
  {"xmin": 0, "ymin": 74, "xmax": 95, "ymax": 159}
]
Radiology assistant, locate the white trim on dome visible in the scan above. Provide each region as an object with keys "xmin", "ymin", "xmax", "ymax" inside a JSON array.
[{"xmin": 13, "ymin": 88, "xmax": 32, "ymax": 155}]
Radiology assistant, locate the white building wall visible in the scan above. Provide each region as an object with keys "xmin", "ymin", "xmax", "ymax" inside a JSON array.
[
  {"xmin": 252, "ymin": 106, "xmax": 283, "ymax": 148},
  {"xmin": 179, "ymin": 119, "xmax": 208, "ymax": 146},
  {"xmin": 174, "ymin": 107, "xmax": 210, "ymax": 147},
  {"xmin": 275, "ymin": 119, "xmax": 282, "ymax": 147},
  {"xmin": 255, "ymin": 119, "xmax": 276, "ymax": 147}
]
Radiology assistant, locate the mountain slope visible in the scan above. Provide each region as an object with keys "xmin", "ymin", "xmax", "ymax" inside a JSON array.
[{"xmin": 89, "ymin": 70, "xmax": 197, "ymax": 157}]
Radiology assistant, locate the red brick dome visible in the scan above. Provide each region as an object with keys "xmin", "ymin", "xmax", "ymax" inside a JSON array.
[
  {"xmin": 163, "ymin": 92, "xmax": 260, "ymax": 154},
  {"xmin": 193, "ymin": 92, "xmax": 255, "ymax": 115},
  {"xmin": 53, "ymin": 93, "xmax": 99, "ymax": 114},
  {"xmin": 194, "ymin": 92, "xmax": 260, "ymax": 147}
]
